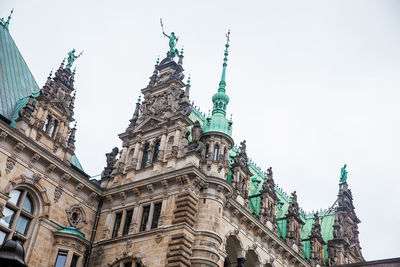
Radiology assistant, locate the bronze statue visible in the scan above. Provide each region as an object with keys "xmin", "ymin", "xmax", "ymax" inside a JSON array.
[
  {"xmin": 66, "ymin": 49, "xmax": 83, "ymax": 69},
  {"xmin": 340, "ymin": 164, "xmax": 348, "ymax": 184},
  {"xmin": 160, "ymin": 19, "xmax": 180, "ymax": 57}
]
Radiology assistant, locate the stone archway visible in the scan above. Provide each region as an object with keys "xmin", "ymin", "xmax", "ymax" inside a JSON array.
[
  {"xmin": 224, "ymin": 235, "xmax": 244, "ymax": 267},
  {"xmin": 244, "ymin": 250, "xmax": 261, "ymax": 267}
]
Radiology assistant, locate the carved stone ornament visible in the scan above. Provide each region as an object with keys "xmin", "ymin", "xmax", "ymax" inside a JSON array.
[
  {"xmin": 66, "ymin": 205, "xmax": 87, "ymax": 228},
  {"xmin": 5, "ymin": 157, "xmax": 16, "ymax": 174},
  {"xmin": 54, "ymin": 187, "xmax": 62, "ymax": 203}
]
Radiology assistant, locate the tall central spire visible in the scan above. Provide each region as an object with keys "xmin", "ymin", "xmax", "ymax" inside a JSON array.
[
  {"xmin": 218, "ymin": 30, "xmax": 230, "ymax": 93},
  {"xmin": 212, "ymin": 30, "xmax": 231, "ymax": 117},
  {"xmin": 203, "ymin": 30, "xmax": 233, "ymax": 136}
]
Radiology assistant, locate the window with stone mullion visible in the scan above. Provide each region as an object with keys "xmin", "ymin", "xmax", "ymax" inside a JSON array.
[{"xmin": 0, "ymin": 189, "xmax": 34, "ymax": 244}]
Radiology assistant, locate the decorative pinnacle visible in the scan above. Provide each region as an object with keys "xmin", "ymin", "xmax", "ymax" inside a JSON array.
[
  {"xmin": 180, "ymin": 47, "xmax": 184, "ymax": 56},
  {"xmin": 74, "ymin": 121, "xmax": 77, "ymax": 128},
  {"xmin": 4, "ymin": 9, "xmax": 14, "ymax": 29},
  {"xmin": 218, "ymin": 30, "xmax": 230, "ymax": 93},
  {"xmin": 187, "ymin": 74, "xmax": 191, "ymax": 84},
  {"xmin": 156, "ymin": 56, "xmax": 160, "ymax": 65},
  {"xmin": 137, "ymin": 95, "xmax": 141, "ymax": 103},
  {"xmin": 73, "ymin": 66, "xmax": 76, "ymax": 74}
]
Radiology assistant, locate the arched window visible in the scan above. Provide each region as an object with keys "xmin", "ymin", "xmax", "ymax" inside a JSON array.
[
  {"xmin": 43, "ymin": 115, "xmax": 51, "ymax": 132},
  {"xmin": 213, "ymin": 145, "xmax": 219, "ymax": 161},
  {"xmin": 0, "ymin": 189, "xmax": 35, "ymax": 244},
  {"xmin": 152, "ymin": 141, "xmax": 160, "ymax": 163},
  {"xmin": 50, "ymin": 120, "xmax": 58, "ymax": 138},
  {"xmin": 141, "ymin": 144, "xmax": 149, "ymax": 169}
]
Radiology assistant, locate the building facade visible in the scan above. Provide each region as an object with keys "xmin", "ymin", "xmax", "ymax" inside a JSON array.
[{"xmin": 0, "ymin": 12, "xmax": 365, "ymax": 267}]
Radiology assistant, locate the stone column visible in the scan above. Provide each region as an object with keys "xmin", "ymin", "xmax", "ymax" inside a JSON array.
[
  {"xmin": 131, "ymin": 142, "xmax": 141, "ymax": 167},
  {"xmin": 118, "ymin": 210, "xmax": 127, "ymax": 236},
  {"xmin": 129, "ymin": 205, "xmax": 139, "ymax": 234},
  {"xmin": 45, "ymin": 117, "xmax": 54, "ymax": 134},
  {"xmin": 158, "ymin": 133, "xmax": 167, "ymax": 161},
  {"xmin": 172, "ymin": 129, "xmax": 181, "ymax": 157},
  {"xmin": 145, "ymin": 202, "xmax": 155, "ymax": 230},
  {"xmin": 135, "ymin": 142, "xmax": 145, "ymax": 170}
]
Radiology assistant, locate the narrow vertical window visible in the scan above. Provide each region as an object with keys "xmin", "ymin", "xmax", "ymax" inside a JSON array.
[
  {"xmin": 139, "ymin": 206, "xmax": 150, "ymax": 232},
  {"xmin": 205, "ymin": 144, "xmax": 209, "ymax": 158},
  {"xmin": 124, "ymin": 263, "xmax": 132, "ymax": 267},
  {"xmin": 223, "ymin": 148, "xmax": 227, "ymax": 161},
  {"xmin": 70, "ymin": 254, "xmax": 79, "ymax": 267},
  {"xmin": 141, "ymin": 144, "xmax": 149, "ymax": 169},
  {"xmin": 151, "ymin": 203, "xmax": 162, "ymax": 229},
  {"xmin": 50, "ymin": 120, "xmax": 58, "ymax": 138},
  {"xmin": 213, "ymin": 145, "xmax": 219, "ymax": 161},
  {"xmin": 152, "ymin": 141, "xmax": 160, "ymax": 163},
  {"xmin": 122, "ymin": 210, "xmax": 133, "ymax": 235},
  {"xmin": 112, "ymin": 212, "xmax": 122, "ymax": 238},
  {"xmin": 43, "ymin": 115, "xmax": 51, "ymax": 132},
  {"xmin": 54, "ymin": 250, "xmax": 68, "ymax": 267}
]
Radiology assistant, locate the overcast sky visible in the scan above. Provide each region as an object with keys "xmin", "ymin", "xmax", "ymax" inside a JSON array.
[{"xmin": 2, "ymin": 0, "xmax": 399, "ymax": 261}]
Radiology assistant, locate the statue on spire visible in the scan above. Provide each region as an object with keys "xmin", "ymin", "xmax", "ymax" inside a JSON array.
[
  {"xmin": 66, "ymin": 49, "xmax": 83, "ymax": 69},
  {"xmin": 340, "ymin": 164, "xmax": 348, "ymax": 184},
  {"xmin": 160, "ymin": 18, "xmax": 179, "ymax": 57}
]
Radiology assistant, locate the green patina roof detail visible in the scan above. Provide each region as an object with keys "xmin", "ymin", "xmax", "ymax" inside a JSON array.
[
  {"xmin": 0, "ymin": 17, "xmax": 40, "ymax": 120},
  {"xmin": 57, "ymin": 226, "xmax": 86, "ymax": 239},
  {"xmin": 10, "ymin": 91, "xmax": 40, "ymax": 127},
  {"xmin": 202, "ymin": 31, "xmax": 233, "ymax": 136},
  {"xmin": 71, "ymin": 154, "xmax": 84, "ymax": 172}
]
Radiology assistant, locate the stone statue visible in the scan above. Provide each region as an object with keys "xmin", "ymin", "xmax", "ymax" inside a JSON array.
[
  {"xmin": 101, "ymin": 147, "xmax": 119, "ymax": 178},
  {"xmin": 66, "ymin": 49, "xmax": 83, "ymax": 69},
  {"xmin": 239, "ymin": 140, "xmax": 246, "ymax": 154},
  {"xmin": 267, "ymin": 167, "xmax": 273, "ymax": 178},
  {"xmin": 160, "ymin": 19, "xmax": 179, "ymax": 57},
  {"xmin": 340, "ymin": 164, "xmax": 348, "ymax": 184}
]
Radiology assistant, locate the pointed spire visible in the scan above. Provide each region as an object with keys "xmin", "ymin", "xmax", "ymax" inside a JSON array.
[
  {"xmin": 218, "ymin": 30, "xmax": 230, "ymax": 93},
  {"xmin": 127, "ymin": 95, "xmax": 141, "ymax": 131},
  {"xmin": 203, "ymin": 30, "xmax": 233, "ymax": 136},
  {"xmin": 4, "ymin": 9, "xmax": 14, "ymax": 29}
]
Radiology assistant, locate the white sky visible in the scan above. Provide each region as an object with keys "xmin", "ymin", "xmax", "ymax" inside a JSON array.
[{"xmin": 2, "ymin": 0, "xmax": 399, "ymax": 261}]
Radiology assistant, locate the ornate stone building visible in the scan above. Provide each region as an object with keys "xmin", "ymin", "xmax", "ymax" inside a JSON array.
[{"xmin": 0, "ymin": 12, "xmax": 365, "ymax": 267}]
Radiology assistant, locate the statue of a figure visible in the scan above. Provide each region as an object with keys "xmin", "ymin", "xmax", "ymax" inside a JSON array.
[
  {"xmin": 66, "ymin": 49, "xmax": 83, "ymax": 69},
  {"xmin": 340, "ymin": 164, "xmax": 348, "ymax": 184},
  {"xmin": 239, "ymin": 140, "xmax": 247, "ymax": 154},
  {"xmin": 101, "ymin": 147, "xmax": 119, "ymax": 178},
  {"xmin": 291, "ymin": 191, "xmax": 297, "ymax": 203},
  {"xmin": 266, "ymin": 167, "xmax": 273, "ymax": 178},
  {"xmin": 160, "ymin": 19, "xmax": 180, "ymax": 57}
]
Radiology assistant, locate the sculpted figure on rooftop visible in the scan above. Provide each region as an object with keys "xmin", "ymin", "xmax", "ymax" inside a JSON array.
[
  {"xmin": 66, "ymin": 49, "xmax": 83, "ymax": 69},
  {"xmin": 340, "ymin": 164, "xmax": 348, "ymax": 184},
  {"xmin": 160, "ymin": 19, "xmax": 180, "ymax": 57}
]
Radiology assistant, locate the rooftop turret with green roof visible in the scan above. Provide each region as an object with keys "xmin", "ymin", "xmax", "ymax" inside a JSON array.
[{"xmin": 203, "ymin": 31, "xmax": 233, "ymax": 136}]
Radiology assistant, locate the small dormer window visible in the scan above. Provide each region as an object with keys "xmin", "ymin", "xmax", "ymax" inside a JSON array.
[
  {"xmin": 50, "ymin": 120, "xmax": 58, "ymax": 138},
  {"xmin": 213, "ymin": 145, "xmax": 220, "ymax": 161}
]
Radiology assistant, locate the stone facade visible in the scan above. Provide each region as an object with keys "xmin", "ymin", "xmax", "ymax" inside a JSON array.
[{"xmin": 0, "ymin": 24, "xmax": 366, "ymax": 267}]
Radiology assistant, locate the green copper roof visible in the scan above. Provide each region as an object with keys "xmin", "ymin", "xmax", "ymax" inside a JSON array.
[
  {"xmin": 71, "ymin": 154, "xmax": 84, "ymax": 172},
  {"xmin": 0, "ymin": 17, "xmax": 39, "ymax": 120},
  {"xmin": 57, "ymin": 226, "xmax": 86, "ymax": 239},
  {"xmin": 202, "ymin": 31, "xmax": 233, "ymax": 136}
]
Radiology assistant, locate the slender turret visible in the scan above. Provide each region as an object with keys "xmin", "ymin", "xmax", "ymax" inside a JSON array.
[{"xmin": 203, "ymin": 30, "xmax": 233, "ymax": 136}]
